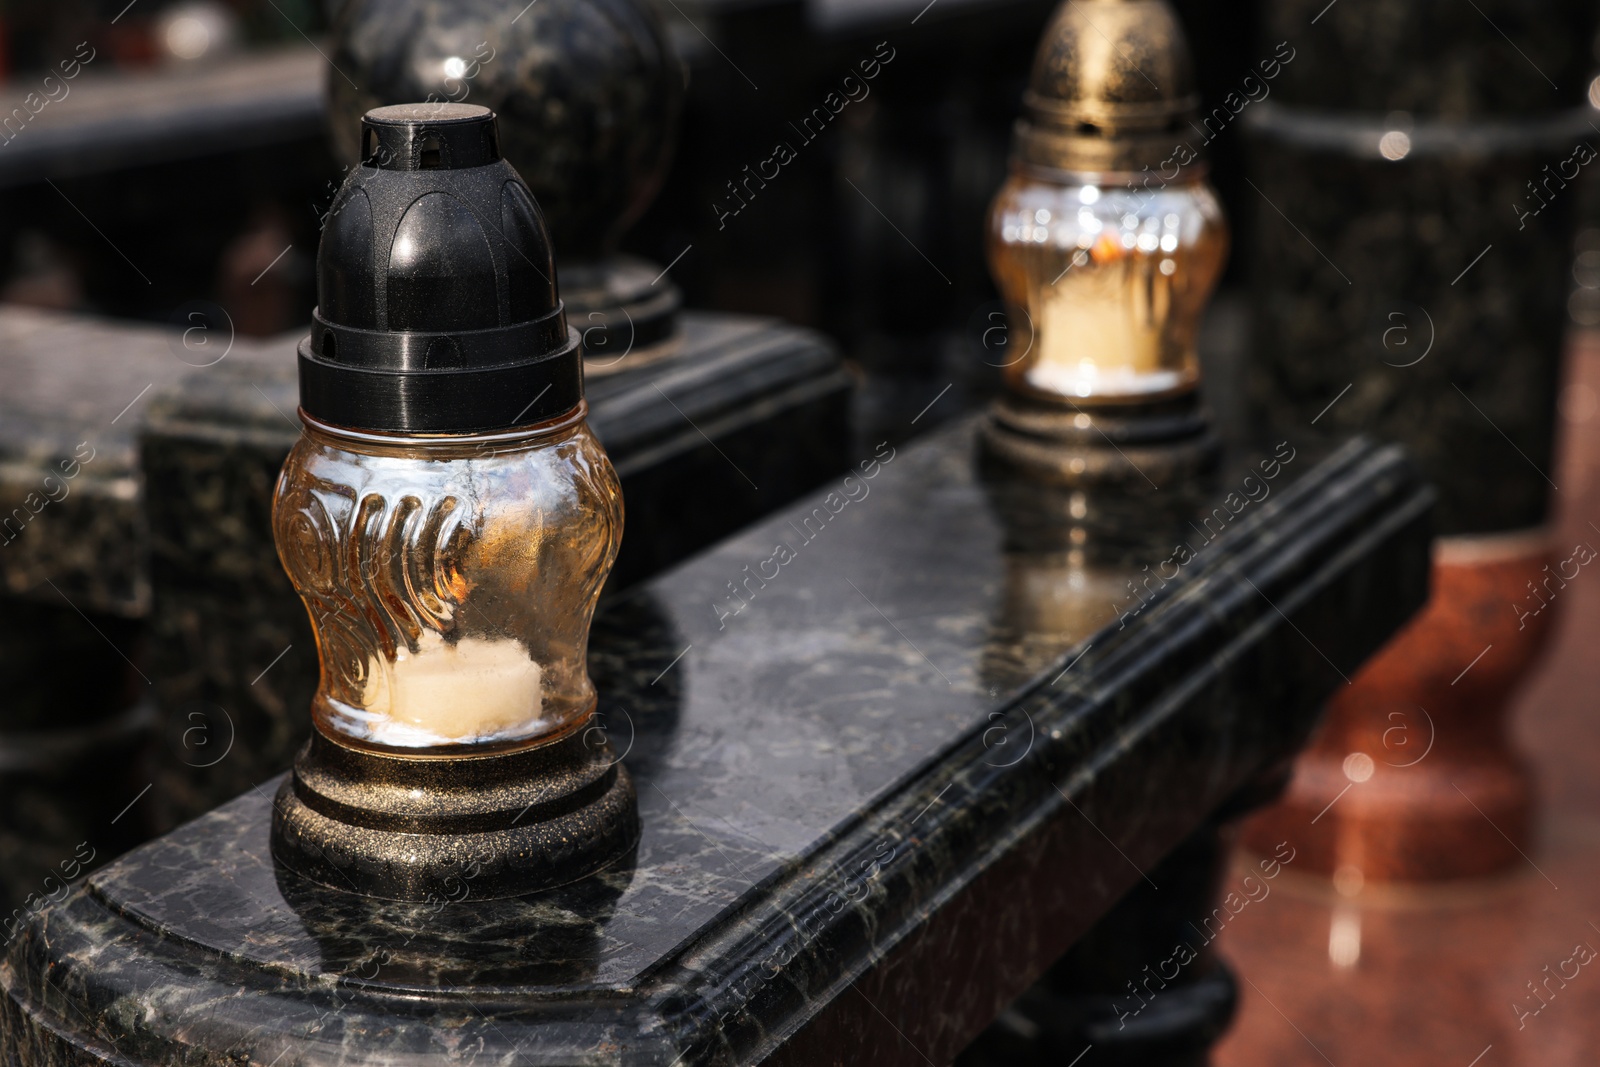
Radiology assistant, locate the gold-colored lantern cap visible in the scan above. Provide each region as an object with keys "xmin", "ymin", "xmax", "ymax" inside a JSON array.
[{"xmin": 1016, "ymin": 0, "xmax": 1201, "ymax": 176}]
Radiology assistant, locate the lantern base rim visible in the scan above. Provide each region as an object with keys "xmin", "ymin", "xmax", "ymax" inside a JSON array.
[
  {"xmin": 980, "ymin": 389, "xmax": 1220, "ymax": 488},
  {"xmin": 564, "ymin": 253, "xmax": 684, "ymax": 375},
  {"xmin": 271, "ymin": 723, "xmax": 639, "ymax": 901}
]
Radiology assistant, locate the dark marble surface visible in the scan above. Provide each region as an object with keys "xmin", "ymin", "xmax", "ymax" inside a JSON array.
[
  {"xmin": 0, "ymin": 417, "xmax": 1432, "ymax": 1066},
  {"xmin": 140, "ymin": 310, "xmax": 850, "ymax": 832},
  {"xmin": 0, "ymin": 48, "xmax": 324, "ymax": 189}
]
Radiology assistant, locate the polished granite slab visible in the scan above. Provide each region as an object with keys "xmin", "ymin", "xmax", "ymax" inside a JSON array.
[
  {"xmin": 0, "ymin": 306, "xmax": 289, "ymax": 614},
  {"xmin": 0, "ymin": 418, "xmax": 1432, "ymax": 1066}
]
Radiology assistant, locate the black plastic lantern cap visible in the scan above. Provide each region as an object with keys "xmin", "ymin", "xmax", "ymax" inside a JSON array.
[{"xmin": 299, "ymin": 103, "xmax": 581, "ymax": 434}]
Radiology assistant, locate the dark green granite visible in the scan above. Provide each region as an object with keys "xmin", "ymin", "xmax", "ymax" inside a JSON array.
[
  {"xmin": 0, "ymin": 419, "xmax": 1431, "ymax": 1066},
  {"xmin": 957, "ymin": 810, "xmax": 1244, "ymax": 1067},
  {"xmin": 0, "ymin": 307, "xmax": 289, "ymax": 615}
]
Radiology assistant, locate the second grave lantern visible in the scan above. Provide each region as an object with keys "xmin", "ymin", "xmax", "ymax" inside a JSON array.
[
  {"xmin": 984, "ymin": 0, "xmax": 1228, "ymax": 490},
  {"xmin": 983, "ymin": 0, "xmax": 1228, "ymax": 540}
]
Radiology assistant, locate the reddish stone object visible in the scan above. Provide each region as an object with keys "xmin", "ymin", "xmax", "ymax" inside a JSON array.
[{"xmin": 1241, "ymin": 530, "xmax": 1564, "ymax": 883}]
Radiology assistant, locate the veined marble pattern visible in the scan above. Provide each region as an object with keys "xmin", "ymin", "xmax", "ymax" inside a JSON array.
[{"xmin": 0, "ymin": 420, "xmax": 1432, "ymax": 1066}]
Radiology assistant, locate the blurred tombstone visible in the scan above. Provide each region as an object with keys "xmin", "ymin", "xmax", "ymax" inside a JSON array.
[
  {"xmin": 1237, "ymin": 0, "xmax": 1600, "ymax": 882},
  {"xmin": 325, "ymin": 0, "xmax": 687, "ymax": 368}
]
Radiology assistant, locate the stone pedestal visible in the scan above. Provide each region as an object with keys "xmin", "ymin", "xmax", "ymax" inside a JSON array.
[
  {"xmin": 0, "ymin": 422, "xmax": 1430, "ymax": 1066},
  {"xmin": 0, "ymin": 309, "xmax": 293, "ymax": 904},
  {"xmin": 957, "ymin": 813, "xmax": 1244, "ymax": 1067},
  {"xmin": 1242, "ymin": 531, "xmax": 1555, "ymax": 881},
  {"xmin": 1239, "ymin": 0, "xmax": 1598, "ymax": 883}
]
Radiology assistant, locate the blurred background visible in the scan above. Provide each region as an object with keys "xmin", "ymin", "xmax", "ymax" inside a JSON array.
[{"xmin": 4, "ymin": 0, "xmax": 1600, "ymax": 1063}]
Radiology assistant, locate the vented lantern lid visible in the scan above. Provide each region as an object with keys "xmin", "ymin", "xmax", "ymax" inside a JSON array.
[{"xmin": 299, "ymin": 103, "xmax": 581, "ymax": 434}]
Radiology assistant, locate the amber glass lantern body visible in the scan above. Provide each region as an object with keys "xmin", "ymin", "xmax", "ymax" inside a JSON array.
[
  {"xmin": 988, "ymin": 168, "xmax": 1228, "ymax": 405},
  {"xmin": 274, "ymin": 406, "xmax": 622, "ymax": 754}
]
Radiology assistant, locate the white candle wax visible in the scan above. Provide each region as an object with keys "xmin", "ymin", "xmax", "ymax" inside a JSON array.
[
  {"xmin": 1031, "ymin": 274, "xmax": 1164, "ymax": 398},
  {"xmin": 361, "ymin": 631, "xmax": 543, "ymax": 744}
]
